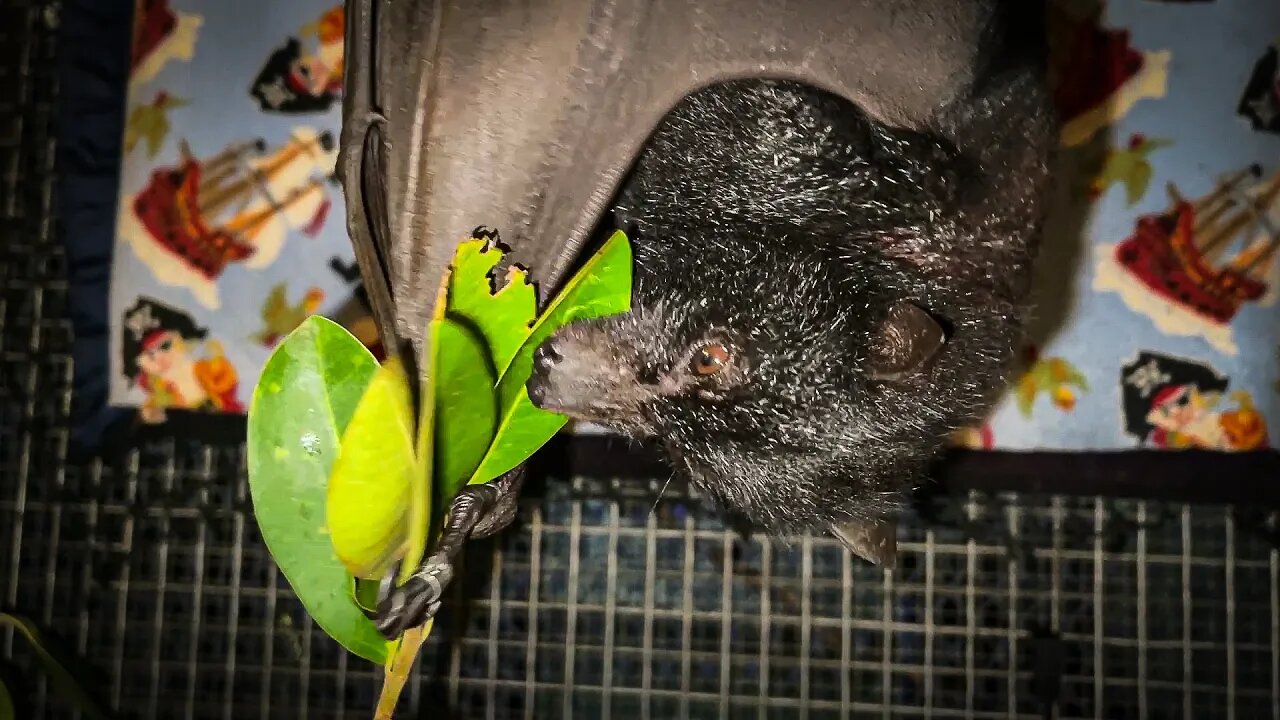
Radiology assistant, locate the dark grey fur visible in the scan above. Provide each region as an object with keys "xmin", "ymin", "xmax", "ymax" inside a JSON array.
[
  {"xmin": 527, "ymin": 51, "xmax": 1056, "ymax": 539},
  {"xmin": 360, "ymin": 0, "xmax": 1056, "ymax": 634}
]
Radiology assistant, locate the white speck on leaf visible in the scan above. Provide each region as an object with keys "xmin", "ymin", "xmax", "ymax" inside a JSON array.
[{"xmin": 300, "ymin": 432, "xmax": 321, "ymax": 456}]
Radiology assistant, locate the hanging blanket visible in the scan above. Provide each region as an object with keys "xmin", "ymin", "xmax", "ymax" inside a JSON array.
[
  {"xmin": 61, "ymin": 0, "xmax": 374, "ymax": 449},
  {"xmin": 59, "ymin": 0, "xmax": 1280, "ymax": 486},
  {"xmin": 945, "ymin": 0, "xmax": 1280, "ymax": 459}
]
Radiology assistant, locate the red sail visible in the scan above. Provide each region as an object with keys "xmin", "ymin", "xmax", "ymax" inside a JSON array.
[
  {"xmin": 1114, "ymin": 202, "xmax": 1267, "ymax": 325},
  {"xmin": 131, "ymin": 0, "xmax": 178, "ymax": 73},
  {"xmin": 1053, "ymin": 11, "xmax": 1146, "ymax": 122},
  {"xmin": 131, "ymin": 158, "xmax": 257, "ymax": 281}
]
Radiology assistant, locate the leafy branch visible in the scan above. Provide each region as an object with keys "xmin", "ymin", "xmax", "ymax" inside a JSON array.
[{"xmin": 246, "ymin": 231, "xmax": 632, "ymax": 717}]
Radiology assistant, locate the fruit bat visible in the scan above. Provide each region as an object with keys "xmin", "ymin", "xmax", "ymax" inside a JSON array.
[{"xmin": 336, "ymin": 0, "xmax": 1055, "ymax": 637}]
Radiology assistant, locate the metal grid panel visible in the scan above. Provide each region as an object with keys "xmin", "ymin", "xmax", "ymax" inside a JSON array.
[
  {"xmin": 4, "ymin": 451, "xmax": 1280, "ymax": 720},
  {"xmin": 3, "ymin": 3, "xmax": 1279, "ymax": 718}
]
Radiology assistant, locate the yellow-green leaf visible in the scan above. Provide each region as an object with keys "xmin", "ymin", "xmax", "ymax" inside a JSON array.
[
  {"xmin": 351, "ymin": 577, "xmax": 381, "ymax": 614},
  {"xmin": 246, "ymin": 316, "xmax": 389, "ymax": 665},
  {"xmin": 394, "ymin": 268, "xmax": 455, "ymax": 588},
  {"xmin": 432, "ymin": 318, "xmax": 499, "ymax": 515},
  {"xmin": 469, "ymin": 230, "xmax": 633, "ymax": 484},
  {"xmin": 326, "ymin": 356, "xmax": 417, "ymax": 580},
  {"xmin": 445, "ymin": 238, "xmax": 538, "ymax": 376}
]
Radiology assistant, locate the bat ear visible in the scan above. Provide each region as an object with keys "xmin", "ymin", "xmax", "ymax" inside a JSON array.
[
  {"xmin": 831, "ymin": 517, "xmax": 898, "ymax": 570},
  {"xmin": 868, "ymin": 301, "xmax": 948, "ymax": 383}
]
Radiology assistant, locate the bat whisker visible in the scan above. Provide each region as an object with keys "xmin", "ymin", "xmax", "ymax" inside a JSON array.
[{"xmin": 650, "ymin": 471, "xmax": 675, "ymax": 516}]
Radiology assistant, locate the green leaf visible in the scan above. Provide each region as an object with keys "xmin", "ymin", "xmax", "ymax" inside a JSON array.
[
  {"xmin": 144, "ymin": 116, "xmax": 170, "ymax": 158},
  {"xmin": 351, "ymin": 577, "xmax": 381, "ymax": 614},
  {"xmin": 1052, "ymin": 358, "xmax": 1089, "ymax": 391},
  {"xmin": 261, "ymin": 283, "xmax": 289, "ymax": 324},
  {"xmin": 0, "ymin": 678, "xmax": 12, "ymax": 720},
  {"xmin": 246, "ymin": 315, "xmax": 389, "ymax": 665},
  {"xmin": 367, "ymin": 321, "xmax": 458, "ymax": 717},
  {"xmin": 1046, "ymin": 357, "xmax": 1090, "ymax": 391},
  {"xmin": 469, "ymin": 230, "xmax": 633, "ymax": 484},
  {"xmin": 326, "ymin": 356, "xmax": 416, "ymax": 580},
  {"xmin": 124, "ymin": 105, "xmax": 170, "ymax": 158},
  {"xmin": 123, "ymin": 110, "xmax": 152, "ymax": 155},
  {"xmin": 1069, "ymin": 367, "xmax": 1090, "ymax": 392},
  {"xmin": 432, "ymin": 318, "xmax": 499, "ymax": 512},
  {"xmin": 445, "ymin": 238, "xmax": 539, "ymax": 376},
  {"xmin": 0, "ymin": 613, "xmax": 111, "ymax": 720},
  {"xmin": 397, "ymin": 279, "xmax": 451, "ymax": 586},
  {"xmin": 1125, "ymin": 161, "xmax": 1152, "ymax": 207}
]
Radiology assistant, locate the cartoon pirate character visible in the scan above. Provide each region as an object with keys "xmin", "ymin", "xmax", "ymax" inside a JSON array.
[
  {"xmin": 122, "ymin": 297, "xmax": 244, "ymax": 423},
  {"xmin": 249, "ymin": 6, "xmax": 345, "ymax": 114},
  {"xmin": 1121, "ymin": 351, "xmax": 1269, "ymax": 451},
  {"xmin": 1144, "ymin": 383, "xmax": 1224, "ymax": 448}
]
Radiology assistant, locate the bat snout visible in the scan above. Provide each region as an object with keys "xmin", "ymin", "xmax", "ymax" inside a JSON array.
[
  {"xmin": 526, "ymin": 337, "xmax": 572, "ymax": 414},
  {"xmin": 525, "ymin": 332, "xmax": 649, "ymax": 431}
]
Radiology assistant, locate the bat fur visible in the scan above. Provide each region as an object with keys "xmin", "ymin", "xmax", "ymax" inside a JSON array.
[
  {"xmin": 362, "ymin": 0, "xmax": 1057, "ymax": 634},
  {"xmin": 526, "ymin": 14, "xmax": 1056, "ymax": 560}
]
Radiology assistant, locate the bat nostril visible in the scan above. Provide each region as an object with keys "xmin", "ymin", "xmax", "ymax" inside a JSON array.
[
  {"xmin": 526, "ymin": 378, "xmax": 547, "ymax": 407},
  {"xmin": 533, "ymin": 341, "xmax": 562, "ymax": 370}
]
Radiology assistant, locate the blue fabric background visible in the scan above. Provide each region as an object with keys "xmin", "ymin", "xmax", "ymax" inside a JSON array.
[{"xmin": 57, "ymin": 0, "xmax": 1280, "ymax": 457}]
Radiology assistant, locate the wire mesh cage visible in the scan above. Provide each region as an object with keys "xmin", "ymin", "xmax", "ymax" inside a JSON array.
[{"xmin": 3, "ymin": 2, "xmax": 1280, "ymax": 718}]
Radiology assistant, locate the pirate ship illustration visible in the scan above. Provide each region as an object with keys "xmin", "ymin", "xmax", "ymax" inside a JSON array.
[
  {"xmin": 1095, "ymin": 165, "xmax": 1280, "ymax": 355},
  {"xmin": 130, "ymin": 0, "xmax": 201, "ymax": 86},
  {"xmin": 1047, "ymin": 0, "xmax": 1169, "ymax": 147},
  {"xmin": 119, "ymin": 127, "xmax": 338, "ymax": 310},
  {"xmin": 1117, "ymin": 167, "xmax": 1280, "ymax": 321}
]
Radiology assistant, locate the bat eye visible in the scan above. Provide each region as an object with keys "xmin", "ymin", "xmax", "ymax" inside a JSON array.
[{"xmin": 691, "ymin": 343, "xmax": 730, "ymax": 376}]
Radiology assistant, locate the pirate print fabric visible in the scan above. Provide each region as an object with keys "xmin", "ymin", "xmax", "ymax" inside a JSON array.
[
  {"xmin": 947, "ymin": 0, "xmax": 1280, "ymax": 452},
  {"xmin": 249, "ymin": 6, "xmax": 345, "ymax": 114},
  {"xmin": 81, "ymin": 0, "xmax": 1279, "ymax": 455},
  {"xmin": 1119, "ymin": 351, "xmax": 1269, "ymax": 450},
  {"xmin": 101, "ymin": 0, "xmax": 369, "ymax": 433},
  {"xmin": 1238, "ymin": 40, "xmax": 1280, "ymax": 137},
  {"xmin": 120, "ymin": 296, "xmax": 245, "ymax": 423}
]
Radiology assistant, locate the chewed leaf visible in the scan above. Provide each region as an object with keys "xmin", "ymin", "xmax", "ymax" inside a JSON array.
[
  {"xmin": 432, "ymin": 318, "xmax": 499, "ymax": 513},
  {"xmin": 326, "ymin": 356, "xmax": 416, "ymax": 580},
  {"xmin": 247, "ymin": 316, "xmax": 388, "ymax": 665},
  {"xmin": 469, "ymin": 230, "xmax": 633, "ymax": 484},
  {"xmin": 446, "ymin": 237, "xmax": 538, "ymax": 376}
]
